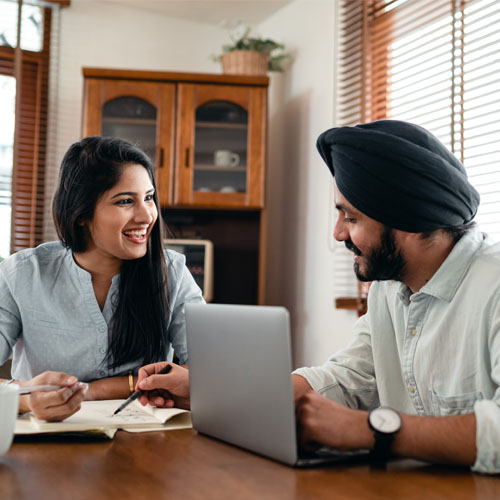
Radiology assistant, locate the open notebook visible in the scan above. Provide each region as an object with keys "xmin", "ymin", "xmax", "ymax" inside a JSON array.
[{"xmin": 15, "ymin": 400, "xmax": 191, "ymax": 438}]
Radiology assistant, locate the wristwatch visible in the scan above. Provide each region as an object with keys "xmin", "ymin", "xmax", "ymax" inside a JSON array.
[{"xmin": 368, "ymin": 406, "xmax": 401, "ymax": 462}]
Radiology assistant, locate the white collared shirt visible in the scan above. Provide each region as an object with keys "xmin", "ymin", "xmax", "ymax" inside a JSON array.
[{"xmin": 294, "ymin": 225, "xmax": 500, "ymax": 474}]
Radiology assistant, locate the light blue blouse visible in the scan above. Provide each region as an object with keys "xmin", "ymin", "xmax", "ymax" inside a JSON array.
[
  {"xmin": 294, "ymin": 226, "xmax": 500, "ymax": 474},
  {"xmin": 0, "ymin": 242, "xmax": 204, "ymax": 382}
]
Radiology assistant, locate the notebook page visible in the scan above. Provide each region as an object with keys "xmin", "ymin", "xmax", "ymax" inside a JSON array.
[{"xmin": 30, "ymin": 400, "xmax": 188, "ymax": 431}]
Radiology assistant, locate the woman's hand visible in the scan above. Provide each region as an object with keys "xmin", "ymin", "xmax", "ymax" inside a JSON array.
[
  {"xmin": 18, "ymin": 371, "xmax": 87, "ymax": 422},
  {"xmin": 136, "ymin": 362, "xmax": 190, "ymax": 410}
]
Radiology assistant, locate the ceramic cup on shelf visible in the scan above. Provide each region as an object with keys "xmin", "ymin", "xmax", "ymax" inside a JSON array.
[
  {"xmin": 214, "ymin": 150, "xmax": 240, "ymax": 167},
  {"xmin": 0, "ymin": 383, "xmax": 19, "ymax": 455}
]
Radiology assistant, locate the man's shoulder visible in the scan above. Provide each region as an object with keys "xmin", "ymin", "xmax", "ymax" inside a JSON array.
[
  {"xmin": 476, "ymin": 235, "xmax": 500, "ymax": 262},
  {"xmin": 466, "ymin": 236, "xmax": 500, "ymax": 286}
]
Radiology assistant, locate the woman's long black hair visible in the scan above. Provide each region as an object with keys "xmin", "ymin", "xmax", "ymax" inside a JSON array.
[{"xmin": 52, "ymin": 136, "xmax": 169, "ymax": 370}]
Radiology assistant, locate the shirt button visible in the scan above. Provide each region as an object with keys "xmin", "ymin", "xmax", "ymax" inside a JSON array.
[
  {"xmin": 99, "ymin": 347, "xmax": 106, "ymax": 354},
  {"xmin": 408, "ymin": 385, "xmax": 416, "ymax": 393},
  {"xmin": 98, "ymin": 326, "xmax": 106, "ymax": 333},
  {"xmin": 410, "ymin": 328, "xmax": 417, "ymax": 336},
  {"xmin": 100, "ymin": 371, "xmax": 106, "ymax": 376}
]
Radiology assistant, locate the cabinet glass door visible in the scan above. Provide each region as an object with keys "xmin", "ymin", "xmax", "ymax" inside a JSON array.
[
  {"xmin": 101, "ymin": 97, "xmax": 157, "ymax": 163},
  {"xmin": 175, "ymin": 83, "xmax": 265, "ymax": 208},
  {"xmin": 193, "ymin": 101, "xmax": 248, "ymax": 195}
]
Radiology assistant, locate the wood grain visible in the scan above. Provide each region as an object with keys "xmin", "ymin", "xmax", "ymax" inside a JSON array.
[
  {"xmin": 82, "ymin": 67, "xmax": 269, "ymax": 87},
  {"xmin": 1, "ymin": 430, "xmax": 497, "ymax": 500}
]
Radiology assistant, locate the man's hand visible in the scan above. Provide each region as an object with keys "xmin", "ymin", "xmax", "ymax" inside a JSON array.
[
  {"xmin": 18, "ymin": 371, "xmax": 87, "ymax": 422},
  {"xmin": 136, "ymin": 362, "xmax": 190, "ymax": 410},
  {"xmin": 296, "ymin": 392, "xmax": 372, "ymax": 451}
]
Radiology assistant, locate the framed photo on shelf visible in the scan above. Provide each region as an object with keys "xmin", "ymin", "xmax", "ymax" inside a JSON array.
[{"xmin": 165, "ymin": 239, "xmax": 214, "ymax": 302}]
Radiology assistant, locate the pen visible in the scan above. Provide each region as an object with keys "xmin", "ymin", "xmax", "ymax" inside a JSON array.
[
  {"xmin": 113, "ymin": 364, "xmax": 172, "ymax": 416},
  {"xmin": 17, "ymin": 382, "xmax": 88, "ymax": 395},
  {"xmin": 18, "ymin": 384, "xmax": 62, "ymax": 395}
]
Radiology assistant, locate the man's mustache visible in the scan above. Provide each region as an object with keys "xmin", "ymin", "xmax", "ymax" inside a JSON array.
[{"xmin": 345, "ymin": 239, "xmax": 362, "ymax": 256}]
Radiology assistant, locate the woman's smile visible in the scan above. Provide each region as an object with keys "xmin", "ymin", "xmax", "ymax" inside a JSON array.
[{"xmin": 122, "ymin": 227, "xmax": 149, "ymax": 244}]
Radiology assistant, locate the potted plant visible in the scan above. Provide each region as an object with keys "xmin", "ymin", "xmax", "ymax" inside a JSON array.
[{"xmin": 215, "ymin": 26, "xmax": 290, "ymax": 76}]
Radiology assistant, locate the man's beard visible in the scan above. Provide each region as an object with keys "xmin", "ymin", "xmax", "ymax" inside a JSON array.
[{"xmin": 345, "ymin": 226, "xmax": 406, "ymax": 282}]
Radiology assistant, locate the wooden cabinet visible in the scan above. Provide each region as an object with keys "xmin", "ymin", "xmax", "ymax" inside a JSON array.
[
  {"xmin": 82, "ymin": 68, "xmax": 269, "ymax": 304},
  {"xmin": 175, "ymin": 83, "xmax": 266, "ymax": 209}
]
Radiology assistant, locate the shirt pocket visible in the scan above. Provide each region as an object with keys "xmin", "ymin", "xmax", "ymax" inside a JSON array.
[{"xmin": 431, "ymin": 390, "xmax": 483, "ymax": 416}]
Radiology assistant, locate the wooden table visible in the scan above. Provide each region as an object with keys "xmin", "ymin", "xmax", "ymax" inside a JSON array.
[{"xmin": 1, "ymin": 429, "xmax": 498, "ymax": 499}]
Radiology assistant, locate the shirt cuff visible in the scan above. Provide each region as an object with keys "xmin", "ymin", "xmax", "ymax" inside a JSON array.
[
  {"xmin": 472, "ymin": 399, "xmax": 500, "ymax": 474},
  {"xmin": 292, "ymin": 366, "xmax": 346, "ymax": 402}
]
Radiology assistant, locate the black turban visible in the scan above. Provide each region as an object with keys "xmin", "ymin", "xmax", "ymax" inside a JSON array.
[{"xmin": 316, "ymin": 120, "xmax": 480, "ymax": 232}]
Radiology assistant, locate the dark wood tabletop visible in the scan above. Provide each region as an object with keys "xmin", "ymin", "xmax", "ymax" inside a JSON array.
[{"xmin": 1, "ymin": 429, "xmax": 498, "ymax": 500}]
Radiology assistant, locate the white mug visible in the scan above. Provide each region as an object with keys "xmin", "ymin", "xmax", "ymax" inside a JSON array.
[
  {"xmin": 0, "ymin": 383, "xmax": 19, "ymax": 455},
  {"xmin": 214, "ymin": 150, "xmax": 240, "ymax": 167}
]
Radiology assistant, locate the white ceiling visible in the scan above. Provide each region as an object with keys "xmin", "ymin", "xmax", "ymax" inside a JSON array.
[{"xmin": 100, "ymin": 0, "xmax": 293, "ymax": 27}]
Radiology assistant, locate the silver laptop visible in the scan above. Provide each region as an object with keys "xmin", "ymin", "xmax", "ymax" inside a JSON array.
[{"xmin": 185, "ymin": 303, "xmax": 369, "ymax": 466}]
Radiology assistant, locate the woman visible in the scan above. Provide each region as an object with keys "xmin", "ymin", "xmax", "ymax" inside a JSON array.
[{"xmin": 0, "ymin": 137, "xmax": 203, "ymax": 420}]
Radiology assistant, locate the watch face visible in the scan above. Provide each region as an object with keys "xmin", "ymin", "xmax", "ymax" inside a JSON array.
[{"xmin": 369, "ymin": 407, "xmax": 401, "ymax": 434}]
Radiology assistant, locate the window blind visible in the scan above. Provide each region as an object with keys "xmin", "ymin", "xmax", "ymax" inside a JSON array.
[
  {"xmin": 335, "ymin": 0, "xmax": 500, "ymax": 309},
  {"xmin": 0, "ymin": 0, "xmax": 59, "ymax": 253}
]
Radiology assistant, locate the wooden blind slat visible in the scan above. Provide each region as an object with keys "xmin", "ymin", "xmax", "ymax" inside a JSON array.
[{"xmin": 8, "ymin": 6, "xmax": 52, "ymax": 253}]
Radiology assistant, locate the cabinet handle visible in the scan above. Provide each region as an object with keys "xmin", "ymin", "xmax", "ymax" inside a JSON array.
[
  {"xmin": 158, "ymin": 148, "xmax": 164, "ymax": 168},
  {"xmin": 185, "ymin": 147, "xmax": 190, "ymax": 168}
]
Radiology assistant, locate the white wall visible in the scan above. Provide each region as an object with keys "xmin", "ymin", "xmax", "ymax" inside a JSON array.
[
  {"xmin": 258, "ymin": 0, "xmax": 357, "ymax": 368},
  {"xmin": 46, "ymin": 0, "xmax": 358, "ymax": 367}
]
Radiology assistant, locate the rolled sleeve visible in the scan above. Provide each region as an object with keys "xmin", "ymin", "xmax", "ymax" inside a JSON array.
[
  {"xmin": 473, "ymin": 290, "xmax": 500, "ymax": 474},
  {"xmin": 292, "ymin": 314, "xmax": 378, "ymax": 409},
  {"xmin": 473, "ymin": 400, "xmax": 500, "ymax": 474}
]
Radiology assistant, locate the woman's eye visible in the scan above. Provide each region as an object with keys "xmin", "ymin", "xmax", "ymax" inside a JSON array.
[
  {"xmin": 145, "ymin": 194, "xmax": 154, "ymax": 202},
  {"xmin": 115, "ymin": 198, "xmax": 133, "ymax": 205},
  {"xmin": 344, "ymin": 217, "xmax": 355, "ymax": 223}
]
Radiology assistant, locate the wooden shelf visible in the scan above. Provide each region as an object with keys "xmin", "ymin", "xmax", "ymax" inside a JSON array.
[
  {"xmin": 102, "ymin": 117, "xmax": 156, "ymax": 125},
  {"xmin": 196, "ymin": 121, "xmax": 247, "ymax": 129},
  {"xmin": 194, "ymin": 164, "xmax": 246, "ymax": 172}
]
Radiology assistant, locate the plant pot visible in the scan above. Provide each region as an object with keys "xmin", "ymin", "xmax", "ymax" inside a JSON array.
[{"xmin": 221, "ymin": 50, "xmax": 268, "ymax": 76}]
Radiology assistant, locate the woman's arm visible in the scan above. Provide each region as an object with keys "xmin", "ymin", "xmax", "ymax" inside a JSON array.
[{"xmin": 85, "ymin": 375, "xmax": 137, "ymax": 400}]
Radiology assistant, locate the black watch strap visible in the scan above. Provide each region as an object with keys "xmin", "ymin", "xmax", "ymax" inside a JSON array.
[{"xmin": 370, "ymin": 430, "xmax": 395, "ymax": 462}]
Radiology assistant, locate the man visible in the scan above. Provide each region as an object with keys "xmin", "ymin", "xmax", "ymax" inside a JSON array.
[
  {"xmin": 292, "ymin": 120, "xmax": 499, "ymax": 474},
  {"xmin": 137, "ymin": 121, "xmax": 500, "ymax": 474}
]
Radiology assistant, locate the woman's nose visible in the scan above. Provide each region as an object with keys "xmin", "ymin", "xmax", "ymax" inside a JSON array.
[{"xmin": 134, "ymin": 202, "xmax": 155, "ymax": 224}]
